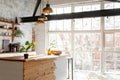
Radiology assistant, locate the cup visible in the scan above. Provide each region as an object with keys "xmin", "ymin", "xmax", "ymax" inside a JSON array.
[{"xmin": 24, "ymin": 54, "xmax": 29, "ymax": 59}]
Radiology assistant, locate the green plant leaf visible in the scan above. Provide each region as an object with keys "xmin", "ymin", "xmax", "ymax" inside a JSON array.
[
  {"xmin": 26, "ymin": 46, "xmax": 31, "ymax": 51},
  {"xmin": 31, "ymin": 42, "xmax": 35, "ymax": 46},
  {"xmin": 20, "ymin": 46, "xmax": 25, "ymax": 52},
  {"xmin": 25, "ymin": 41, "xmax": 30, "ymax": 45},
  {"xmin": 20, "ymin": 41, "xmax": 35, "ymax": 53},
  {"xmin": 14, "ymin": 30, "xmax": 24, "ymax": 37}
]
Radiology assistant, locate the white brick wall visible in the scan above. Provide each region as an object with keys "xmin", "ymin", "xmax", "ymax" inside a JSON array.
[{"xmin": 14, "ymin": 23, "xmax": 33, "ymax": 45}]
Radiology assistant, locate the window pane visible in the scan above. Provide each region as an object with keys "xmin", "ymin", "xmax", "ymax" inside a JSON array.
[
  {"xmin": 74, "ymin": 6, "xmax": 83, "ymax": 12},
  {"xmin": 63, "ymin": 20, "xmax": 71, "ymax": 31},
  {"xmin": 74, "ymin": 33, "xmax": 91, "ymax": 52},
  {"xmin": 92, "ymin": 4, "xmax": 100, "ymax": 11},
  {"xmin": 116, "ymin": 61, "xmax": 120, "ymax": 70},
  {"xmin": 49, "ymin": 21, "xmax": 56, "ymax": 31},
  {"xmin": 91, "ymin": 33, "xmax": 101, "ymax": 50},
  {"xmin": 83, "ymin": 5, "xmax": 91, "ymax": 11},
  {"xmin": 64, "ymin": 7, "xmax": 71, "ymax": 13},
  {"xmin": 83, "ymin": 18, "xmax": 91, "ymax": 30},
  {"xmin": 74, "ymin": 19, "xmax": 83, "ymax": 30},
  {"xmin": 56, "ymin": 8, "xmax": 64, "ymax": 14},
  {"xmin": 105, "ymin": 52, "xmax": 114, "ymax": 60},
  {"xmin": 115, "ymin": 16, "xmax": 120, "ymax": 29},
  {"xmin": 105, "ymin": 32, "xmax": 120, "ymax": 51},
  {"xmin": 104, "ymin": 3, "xmax": 114, "ymax": 9},
  {"xmin": 93, "ymin": 60, "xmax": 101, "ymax": 71},
  {"xmin": 116, "ymin": 53, "xmax": 120, "ymax": 60},
  {"xmin": 92, "ymin": 18, "xmax": 100, "ymax": 30},
  {"xmin": 105, "ymin": 52, "xmax": 117, "ymax": 72},
  {"xmin": 92, "ymin": 52, "xmax": 101, "ymax": 60},
  {"xmin": 105, "ymin": 61, "xmax": 115, "ymax": 72},
  {"xmin": 56, "ymin": 20, "xmax": 64, "ymax": 31},
  {"xmin": 105, "ymin": 33, "xmax": 114, "ymax": 51},
  {"xmin": 115, "ymin": 32, "xmax": 120, "ymax": 51},
  {"xmin": 104, "ymin": 16, "xmax": 114, "ymax": 30},
  {"xmin": 114, "ymin": 2, "xmax": 120, "ymax": 8}
]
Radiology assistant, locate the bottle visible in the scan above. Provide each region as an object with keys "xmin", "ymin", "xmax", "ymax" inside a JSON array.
[{"xmin": 47, "ymin": 48, "xmax": 52, "ymax": 55}]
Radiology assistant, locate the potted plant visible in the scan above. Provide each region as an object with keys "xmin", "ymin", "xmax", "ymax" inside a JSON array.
[{"xmin": 20, "ymin": 41, "xmax": 35, "ymax": 59}]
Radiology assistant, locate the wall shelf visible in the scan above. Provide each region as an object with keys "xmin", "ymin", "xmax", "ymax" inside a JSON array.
[
  {"xmin": 0, "ymin": 19, "xmax": 15, "ymax": 42},
  {"xmin": 0, "ymin": 34, "xmax": 11, "ymax": 37},
  {"xmin": 0, "ymin": 28, "xmax": 12, "ymax": 30},
  {"xmin": 0, "ymin": 20, "xmax": 14, "ymax": 24}
]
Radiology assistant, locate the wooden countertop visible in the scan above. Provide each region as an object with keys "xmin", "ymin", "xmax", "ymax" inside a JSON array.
[{"xmin": 0, "ymin": 55, "xmax": 58, "ymax": 62}]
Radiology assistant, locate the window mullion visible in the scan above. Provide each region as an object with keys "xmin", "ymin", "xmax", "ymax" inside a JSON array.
[
  {"xmin": 71, "ymin": 4, "xmax": 74, "ymax": 58},
  {"xmin": 101, "ymin": 2, "xmax": 105, "ymax": 74}
]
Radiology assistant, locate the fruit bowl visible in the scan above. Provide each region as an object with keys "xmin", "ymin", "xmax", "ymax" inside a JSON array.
[{"xmin": 52, "ymin": 50, "xmax": 62, "ymax": 55}]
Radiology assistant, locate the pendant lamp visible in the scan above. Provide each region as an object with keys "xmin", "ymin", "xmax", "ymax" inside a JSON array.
[
  {"xmin": 43, "ymin": 1, "xmax": 53, "ymax": 14},
  {"xmin": 38, "ymin": 13, "xmax": 48, "ymax": 21},
  {"xmin": 37, "ymin": 20, "xmax": 44, "ymax": 23}
]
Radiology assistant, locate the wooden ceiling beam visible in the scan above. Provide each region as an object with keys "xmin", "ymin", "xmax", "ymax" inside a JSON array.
[{"xmin": 21, "ymin": 8, "xmax": 120, "ymax": 23}]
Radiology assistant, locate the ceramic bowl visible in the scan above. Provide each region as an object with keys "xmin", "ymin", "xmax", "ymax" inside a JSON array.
[{"xmin": 52, "ymin": 50, "xmax": 62, "ymax": 55}]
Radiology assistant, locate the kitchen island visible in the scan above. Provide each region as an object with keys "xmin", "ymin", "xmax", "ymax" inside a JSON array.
[{"xmin": 0, "ymin": 54, "xmax": 57, "ymax": 80}]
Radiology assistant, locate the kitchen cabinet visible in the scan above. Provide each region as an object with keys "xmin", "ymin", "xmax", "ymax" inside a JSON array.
[
  {"xmin": 0, "ymin": 54, "xmax": 56, "ymax": 80},
  {"xmin": 0, "ymin": 53, "xmax": 67, "ymax": 80}
]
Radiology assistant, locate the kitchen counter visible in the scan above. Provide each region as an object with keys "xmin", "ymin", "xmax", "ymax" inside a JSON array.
[
  {"xmin": 0, "ymin": 55, "xmax": 58, "ymax": 62},
  {"xmin": 0, "ymin": 52, "xmax": 67, "ymax": 80},
  {"xmin": 0, "ymin": 51, "xmax": 36, "ymax": 57},
  {"xmin": 0, "ymin": 51, "xmax": 66, "ymax": 62},
  {"xmin": 0, "ymin": 55, "xmax": 57, "ymax": 80}
]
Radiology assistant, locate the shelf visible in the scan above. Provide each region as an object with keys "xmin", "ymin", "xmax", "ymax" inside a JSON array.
[
  {"xmin": 0, "ymin": 20, "xmax": 14, "ymax": 24},
  {"xmin": 0, "ymin": 19, "xmax": 15, "ymax": 42},
  {"xmin": 0, "ymin": 34, "xmax": 11, "ymax": 37},
  {"xmin": 0, "ymin": 28, "xmax": 12, "ymax": 30}
]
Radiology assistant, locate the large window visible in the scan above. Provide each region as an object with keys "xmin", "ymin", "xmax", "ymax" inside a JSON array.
[{"xmin": 47, "ymin": 2, "xmax": 120, "ymax": 80}]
